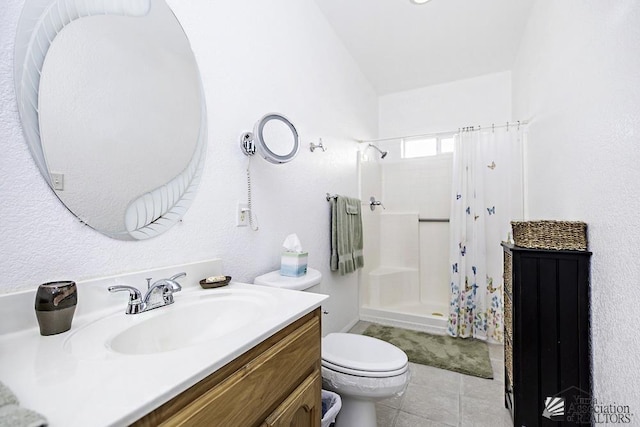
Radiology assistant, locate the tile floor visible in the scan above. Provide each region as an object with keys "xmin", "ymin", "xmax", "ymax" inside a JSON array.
[{"xmin": 348, "ymin": 321, "xmax": 513, "ymax": 427}]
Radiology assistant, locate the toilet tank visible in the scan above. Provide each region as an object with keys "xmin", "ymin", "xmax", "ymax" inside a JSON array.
[{"xmin": 253, "ymin": 268, "xmax": 322, "ymax": 291}]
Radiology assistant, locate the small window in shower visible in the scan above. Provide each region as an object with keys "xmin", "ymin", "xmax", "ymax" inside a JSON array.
[
  {"xmin": 403, "ymin": 137, "xmax": 437, "ymax": 158},
  {"xmin": 402, "ymin": 133, "xmax": 456, "ymax": 159}
]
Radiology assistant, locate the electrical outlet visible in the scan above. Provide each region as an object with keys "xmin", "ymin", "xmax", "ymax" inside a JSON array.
[{"xmin": 236, "ymin": 202, "xmax": 249, "ymax": 227}]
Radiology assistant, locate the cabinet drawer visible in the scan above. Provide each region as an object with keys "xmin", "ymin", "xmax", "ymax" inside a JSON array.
[
  {"xmin": 162, "ymin": 315, "xmax": 320, "ymax": 427},
  {"xmin": 262, "ymin": 370, "xmax": 321, "ymax": 427}
]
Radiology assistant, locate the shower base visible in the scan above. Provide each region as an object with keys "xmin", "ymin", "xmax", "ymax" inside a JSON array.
[
  {"xmin": 362, "ymin": 266, "xmax": 448, "ymax": 335},
  {"xmin": 360, "ymin": 302, "xmax": 448, "ymax": 336}
]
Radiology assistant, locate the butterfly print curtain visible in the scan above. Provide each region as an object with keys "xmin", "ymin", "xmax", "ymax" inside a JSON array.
[{"xmin": 448, "ymin": 126, "xmax": 524, "ymax": 342}]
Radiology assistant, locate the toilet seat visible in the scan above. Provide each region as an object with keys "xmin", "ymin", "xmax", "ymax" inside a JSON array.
[
  {"xmin": 321, "ymin": 359, "xmax": 408, "ymax": 378},
  {"xmin": 322, "ymin": 333, "xmax": 408, "ymax": 378}
]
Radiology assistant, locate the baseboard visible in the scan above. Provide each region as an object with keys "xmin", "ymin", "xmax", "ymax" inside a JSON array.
[{"xmin": 340, "ymin": 317, "xmax": 360, "ymax": 333}]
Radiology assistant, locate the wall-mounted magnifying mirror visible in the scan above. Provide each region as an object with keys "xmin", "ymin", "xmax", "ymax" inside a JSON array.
[
  {"xmin": 239, "ymin": 113, "xmax": 299, "ymax": 232},
  {"xmin": 14, "ymin": 0, "xmax": 207, "ymax": 240},
  {"xmin": 240, "ymin": 114, "xmax": 299, "ymax": 164}
]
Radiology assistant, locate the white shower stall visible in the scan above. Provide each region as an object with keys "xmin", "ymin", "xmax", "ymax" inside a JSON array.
[
  {"xmin": 360, "ymin": 71, "xmax": 517, "ymax": 336},
  {"xmin": 358, "ymin": 148, "xmax": 453, "ymax": 334}
]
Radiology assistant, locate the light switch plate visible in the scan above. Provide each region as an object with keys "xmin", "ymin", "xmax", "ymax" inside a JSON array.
[{"xmin": 51, "ymin": 173, "xmax": 64, "ymax": 191}]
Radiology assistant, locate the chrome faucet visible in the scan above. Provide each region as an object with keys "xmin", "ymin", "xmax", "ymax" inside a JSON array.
[{"xmin": 108, "ymin": 272, "xmax": 186, "ymax": 314}]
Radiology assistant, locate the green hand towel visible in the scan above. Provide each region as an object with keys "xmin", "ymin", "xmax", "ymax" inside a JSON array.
[
  {"xmin": 0, "ymin": 382, "xmax": 18, "ymax": 408},
  {"xmin": 0, "ymin": 382, "xmax": 47, "ymax": 427},
  {"xmin": 330, "ymin": 196, "xmax": 364, "ymax": 275},
  {"xmin": 0, "ymin": 406, "xmax": 47, "ymax": 427}
]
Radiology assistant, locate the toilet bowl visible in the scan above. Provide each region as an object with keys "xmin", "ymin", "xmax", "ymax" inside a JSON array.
[
  {"xmin": 252, "ymin": 269, "xmax": 409, "ymax": 426},
  {"xmin": 321, "ymin": 333, "xmax": 409, "ymax": 427}
]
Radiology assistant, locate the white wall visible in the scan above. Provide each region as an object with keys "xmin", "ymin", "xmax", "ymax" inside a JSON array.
[
  {"xmin": 512, "ymin": 0, "xmax": 640, "ymax": 405},
  {"xmin": 0, "ymin": 0, "xmax": 378, "ymax": 335},
  {"xmin": 379, "ymin": 71, "xmax": 512, "ymax": 138}
]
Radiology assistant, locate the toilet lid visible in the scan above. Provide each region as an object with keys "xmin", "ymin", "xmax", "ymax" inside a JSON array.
[
  {"xmin": 253, "ymin": 268, "xmax": 321, "ymax": 291},
  {"xmin": 322, "ymin": 333, "xmax": 408, "ymax": 375}
]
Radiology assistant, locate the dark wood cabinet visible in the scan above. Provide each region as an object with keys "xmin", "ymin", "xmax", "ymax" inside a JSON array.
[{"xmin": 502, "ymin": 243, "xmax": 591, "ymax": 427}]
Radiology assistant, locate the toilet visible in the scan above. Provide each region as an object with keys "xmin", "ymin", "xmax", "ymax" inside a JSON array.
[
  {"xmin": 321, "ymin": 333, "xmax": 409, "ymax": 427},
  {"xmin": 253, "ymin": 268, "xmax": 410, "ymax": 427}
]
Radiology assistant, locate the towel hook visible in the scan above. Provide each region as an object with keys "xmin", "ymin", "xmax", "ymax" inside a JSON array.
[
  {"xmin": 369, "ymin": 196, "xmax": 385, "ymax": 211},
  {"xmin": 310, "ymin": 138, "xmax": 326, "ymax": 152}
]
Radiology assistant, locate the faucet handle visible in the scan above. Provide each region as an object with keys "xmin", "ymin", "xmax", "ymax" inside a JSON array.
[
  {"xmin": 169, "ymin": 272, "xmax": 186, "ymax": 281},
  {"xmin": 166, "ymin": 272, "xmax": 186, "ymax": 294},
  {"xmin": 108, "ymin": 285, "xmax": 144, "ymax": 314},
  {"xmin": 163, "ymin": 279, "xmax": 182, "ymax": 294},
  {"xmin": 108, "ymin": 285, "xmax": 142, "ymax": 300}
]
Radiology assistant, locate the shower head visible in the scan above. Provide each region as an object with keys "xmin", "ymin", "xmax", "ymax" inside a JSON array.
[{"xmin": 368, "ymin": 144, "xmax": 388, "ymax": 159}]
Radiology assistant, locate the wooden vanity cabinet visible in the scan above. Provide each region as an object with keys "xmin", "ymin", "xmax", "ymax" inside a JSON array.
[
  {"xmin": 132, "ymin": 308, "xmax": 322, "ymax": 427},
  {"xmin": 262, "ymin": 371, "xmax": 321, "ymax": 427}
]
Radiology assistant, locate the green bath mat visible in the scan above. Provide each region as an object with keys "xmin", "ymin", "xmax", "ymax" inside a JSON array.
[{"xmin": 362, "ymin": 324, "xmax": 493, "ymax": 379}]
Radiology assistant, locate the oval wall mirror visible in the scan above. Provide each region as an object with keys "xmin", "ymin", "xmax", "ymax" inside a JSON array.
[{"xmin": 14, "ymin": 0, "xmax": 207, "ymax": 240}]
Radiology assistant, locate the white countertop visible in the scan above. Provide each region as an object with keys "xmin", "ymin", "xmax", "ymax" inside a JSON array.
[{"xmin": 0, "ymin": 260, "xmax": 328, "ymax": 427}]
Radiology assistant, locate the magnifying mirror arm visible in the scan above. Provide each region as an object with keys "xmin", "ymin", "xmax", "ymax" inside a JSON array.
[{"xmin": 240, "ymin": 132, "xmax": 256, "ymax": 156}]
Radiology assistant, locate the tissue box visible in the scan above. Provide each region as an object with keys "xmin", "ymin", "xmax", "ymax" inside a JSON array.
[{"xmin": 280, "ymin": 251, "xmax": 308, "ymax": 277}]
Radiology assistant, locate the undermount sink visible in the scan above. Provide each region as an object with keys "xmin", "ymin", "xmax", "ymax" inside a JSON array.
[{"xmin": 64, "ymin": 288, "xmax": 278, "ymax": 359}]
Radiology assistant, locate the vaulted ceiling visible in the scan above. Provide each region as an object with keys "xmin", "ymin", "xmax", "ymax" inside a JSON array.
[{"xmin": 313, "ymin": 0, "xmax": 535, "ymax": 95}]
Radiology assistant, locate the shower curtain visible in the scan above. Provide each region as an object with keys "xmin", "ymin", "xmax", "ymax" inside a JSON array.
[{"xmin": 447, "ymin": 126, "xmax": 524, "ymax": 343}]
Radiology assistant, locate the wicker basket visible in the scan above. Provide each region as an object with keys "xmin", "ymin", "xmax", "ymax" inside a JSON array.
[
  {"xmin": 505, "ymin": 339, "xmax": 513, "ymax": 387},
  {"xmin": 511, "ymin": 220, "xmax": 587, "ymax": 251}
]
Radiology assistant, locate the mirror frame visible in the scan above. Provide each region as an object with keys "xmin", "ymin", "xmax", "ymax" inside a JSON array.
[
  {"xmin": 14, "ymin": 0, "xmax": 207, "ymax": 240},
  {"xmin": 240, "ymin": 113, "xmax": 299, "ymax": 165},
  {"xmin": 253, "ymin": 114, "xmax": 299, "ymax": 164}
]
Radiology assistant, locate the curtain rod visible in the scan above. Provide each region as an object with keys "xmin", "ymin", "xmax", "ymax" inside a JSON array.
[{"xmin": 357, "ymin": 120, "xmax": 529, "ymax": 144}]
